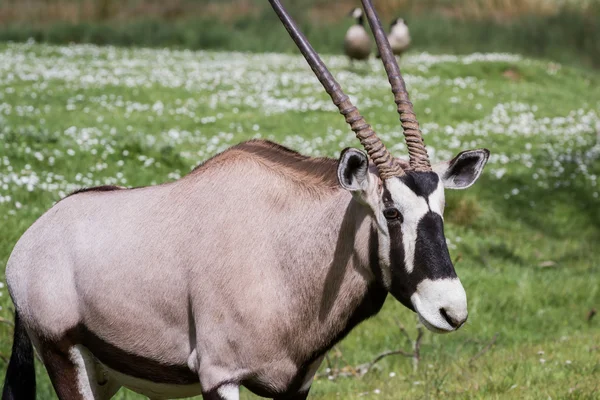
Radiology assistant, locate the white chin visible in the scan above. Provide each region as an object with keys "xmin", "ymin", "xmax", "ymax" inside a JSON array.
[
  {"xmin": 417, "ymin": 312, "xmax": 454, "ymax": 333},
  {"xmin": 411, "ymin": 278, "xmax": 468, "ymax": 334}
]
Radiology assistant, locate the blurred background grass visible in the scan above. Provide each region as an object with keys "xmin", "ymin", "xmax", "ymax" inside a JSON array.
[{"xmin": 0, "ymin": 0, "xmax": 599, "ymax": 68}]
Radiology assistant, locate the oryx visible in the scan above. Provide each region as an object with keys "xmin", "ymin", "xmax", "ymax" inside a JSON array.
[{"xmin": 2, "ymin": 0, "xmax": 489, "ymax": 399}]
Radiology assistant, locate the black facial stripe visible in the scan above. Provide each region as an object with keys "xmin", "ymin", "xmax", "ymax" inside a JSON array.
[
  {"xmin": 399, "ymin": 171, "xmax": 439, "ymax": 198},
  {"xmin": 412, "ymin": 211, "xmax": 457, "ymax": 281},
  {"xmin": 382, "ymin": 184, "xmax": 393, "ymax": 205},
  {"xmin": 368, "ymin": 225, "xmax": 385, "ymax": 287},
  {"xmin": 386, "ymin": 214, "xmax": 415, "ymax": 311},
  {"xmin": 386, "ymin": 209, "xmax": 457, "ymax": 310}
]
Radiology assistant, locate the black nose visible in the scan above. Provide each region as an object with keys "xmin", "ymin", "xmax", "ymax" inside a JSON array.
[{"xmin": 440, "ymin": 308, "xmax": 467, "ymax": 329}]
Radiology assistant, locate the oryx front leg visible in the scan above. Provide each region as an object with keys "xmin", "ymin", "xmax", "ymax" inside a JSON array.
[
  {"xmin": 274, "ymin": 355, "xmax": 323, "ymax": 400},
  {"xmin": 202, "ymin": 383, "xmax": 240, "ymax": 400},
  {"xmin": 41, "ymin": 343, "xmax": 120, "ymax": 400}
]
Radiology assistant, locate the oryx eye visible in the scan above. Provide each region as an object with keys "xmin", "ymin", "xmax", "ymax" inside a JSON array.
[{"xmin": 383, "ymin": 208, "xmax": 402, "ymax": 222}]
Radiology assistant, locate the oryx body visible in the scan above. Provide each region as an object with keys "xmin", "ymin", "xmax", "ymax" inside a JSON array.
[
  {"xmin": 2, "ymin": 1, "xmax": 490, "ymax": 399},
  {"xmin": 5, "ymin": 141, "xmax": 381, "ymax": 399}
]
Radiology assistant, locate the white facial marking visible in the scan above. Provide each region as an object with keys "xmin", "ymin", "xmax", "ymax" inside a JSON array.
[
  {"xmin": 352, "ymin": 7, "xmax": 363, "ymax": 19},
  {"xmin": 428, "ymin": 180, "xmax": 446, "ymax": 217},
  {"xmin": 410, "ymin": 278, "xmax": 467, "ymax": 333},
  {"xmin": 377, "ymin": 231, "xmax": 392, "ymax": 289},
  {"xmin": 385, "ymin": 179, "xmax": 429, "ymax": 273},
  {"xmin": 217, "ymin": 383, "xmax": 240, "ymax": 400}
]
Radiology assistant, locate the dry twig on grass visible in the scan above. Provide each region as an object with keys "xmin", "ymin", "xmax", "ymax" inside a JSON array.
[
  {"xmin": 361, "ymin": 322, "xmax": 424, "ymax": 374},
  {"xmin": 469, "ymin": 332, "xmax": 499, "ymax": 365},
  {"xmin": 366, "ymin": 349, "xmax": 412, "ymax": 369},
  {"xmin": 319, "ymin": 320, "xmax": 426, "ymax": 380}
]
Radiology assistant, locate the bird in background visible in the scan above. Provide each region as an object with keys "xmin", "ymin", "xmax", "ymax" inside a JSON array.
[
  {"xmin": 376, "ymin": 17, "xmax": 411, "ymax": 59},
  {"xmin": 388, "ymin": 17, "xmax": 411, "ymax": 57},
  {"xmin": 344, "ymin": 7, "xmax": 372, "ymax": 63}
]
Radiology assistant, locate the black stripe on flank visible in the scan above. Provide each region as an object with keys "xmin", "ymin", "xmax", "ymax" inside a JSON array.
[{"xmin": 79, "ymin": 325, "xmax": 199, "ymax": 385}]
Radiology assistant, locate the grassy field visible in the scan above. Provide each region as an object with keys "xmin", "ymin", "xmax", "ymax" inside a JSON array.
[{"xmin": 0, "ymin": 42, "xmax": 599, "ymax": 398}]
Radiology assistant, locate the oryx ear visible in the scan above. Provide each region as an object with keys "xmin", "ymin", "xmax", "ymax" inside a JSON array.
[
  {"xmin": 338, "ymin": 148, "xmax": 369, "ymax": 192},
  {"xmin": 433, "ymin": 149, "xmax": 490, "ymax": 189}
]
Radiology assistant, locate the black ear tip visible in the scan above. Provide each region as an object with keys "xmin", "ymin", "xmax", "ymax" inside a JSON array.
[
  {"xmin": 340, "ymin": 147, "xmax": 353, "ymax": 157},
  {"xmin": 480, "ymin": 148, "xmax": 491, "ymax": 162},
  {"xmin": 460, "ymin": 148, "xmax": 490, "ymax": 160},
  {"xmin": 340, "ymin": 147, "xmax": 366, "ymax": 161}
]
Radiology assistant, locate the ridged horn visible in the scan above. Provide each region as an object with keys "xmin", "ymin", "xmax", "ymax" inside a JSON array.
[
  {"xmin": 268, "ymin": 0, "xmax": 403, "ymax": 179},
  {"xmin": 361, "ymin": 0, "xmax": 431, "ymax": 171}
]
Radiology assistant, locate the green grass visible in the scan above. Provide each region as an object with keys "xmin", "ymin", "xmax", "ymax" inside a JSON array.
[{"xmin": 0, "ymin": 43, "xmax": 599, "ymax": 398}]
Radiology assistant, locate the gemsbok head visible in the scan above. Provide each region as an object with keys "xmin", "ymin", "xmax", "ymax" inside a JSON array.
[
  {"xmin": 274, "ymin": 0, "xmax": 489, "ymax": 332},
  {"xmin": 2, "ymin": 1, "xmax": 489, "ymax": 399}
]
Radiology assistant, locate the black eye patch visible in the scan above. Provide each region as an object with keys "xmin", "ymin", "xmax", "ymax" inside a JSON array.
[{"xmin": 382, "ymin": 185, "xmax": 394, "ymax": 204}]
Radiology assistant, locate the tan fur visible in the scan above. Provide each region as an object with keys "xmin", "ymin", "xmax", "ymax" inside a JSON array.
[
  {"xmin": 6, "ymin": 140, "xmax": 383, "ymax": 398},
  {"xmin": 191, "ymin": 140, "xmax": 339, "ymax": 195}
]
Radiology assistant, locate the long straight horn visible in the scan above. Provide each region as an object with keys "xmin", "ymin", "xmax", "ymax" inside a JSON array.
[
  {"xmin": 361, "ymin": 0, "xmax": 431, "ymax": 171},
  {"xmin": 268, "ymin": 0, "xmax": 403, "ymax": 179}
]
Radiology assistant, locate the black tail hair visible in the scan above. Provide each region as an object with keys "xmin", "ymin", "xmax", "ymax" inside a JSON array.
[{"xmin": 2, "ymin": 311, "xmax": 36, "ymax": 400}]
